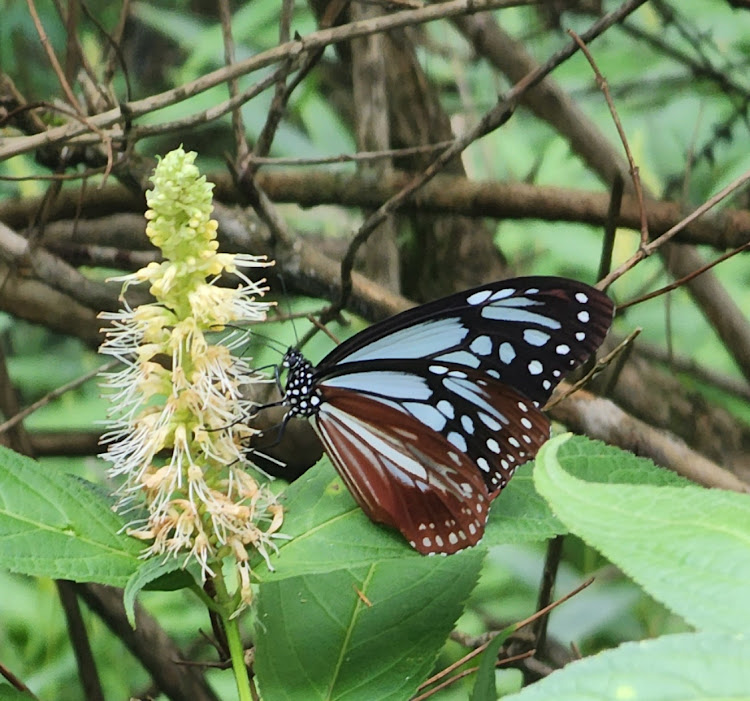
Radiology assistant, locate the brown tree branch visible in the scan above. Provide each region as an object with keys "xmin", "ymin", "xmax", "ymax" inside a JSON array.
[
  {"xmin": 4, "ymin": 172, "xmax": 750, "ymax": 251},
  {"xmin": 75, "ymin": 583, "xmax": 220, "ymax": 701}
]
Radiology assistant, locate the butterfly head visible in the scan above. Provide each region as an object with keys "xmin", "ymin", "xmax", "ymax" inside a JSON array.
[{"xmin": 282, "ymin": 348, "xmax": 321, "ymax": 418}]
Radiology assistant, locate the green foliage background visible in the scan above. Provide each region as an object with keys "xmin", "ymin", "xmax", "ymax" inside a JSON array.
[{"xmin": 2, "ymin": 1, "xmax": 750, "ymax": 700}]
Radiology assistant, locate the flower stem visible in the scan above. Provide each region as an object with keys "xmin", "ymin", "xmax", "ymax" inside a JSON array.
[{"xmin": 213, "ymin": 571, "xmax": 253, "ymax": 701}]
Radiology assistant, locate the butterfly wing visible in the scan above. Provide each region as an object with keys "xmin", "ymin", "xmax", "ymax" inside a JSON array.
[
  {"xmin": 311, "ymin": 387, "xmax": 489, "ymax": 554},
  {"xmin": 317, "ymin": 276, "xmax": 614, "ymax": 406},
  {"xmin": 310, "ymin": 363, "xmax": 550, "ymax": 553}
]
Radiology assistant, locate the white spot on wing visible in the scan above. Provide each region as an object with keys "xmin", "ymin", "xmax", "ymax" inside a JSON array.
[
  {"xmin": 490, "ymin": 288, "xmax": 514, "ymax": 300},
  {"xmin": 477, "ymin": 457, "xmax": 490, "ymax": 472},
  {"xmin": 556, "ymin": 344, "xmax": 570, "ymax": 355},
  {"xmin": 479, "ymin": 412, "xmax": 501, "ymax": 431},
  {"xmin": 499, "ymin": 342, "xmax": 516, "ymax": 364},
  {"xmin": 404, "ymin": 402, "xmax": 446, "ymax": 431},
  {"xmin": 436, "ymin": 350, "xmax": 480, "ymax": 368},
  {"xmin": 437, "ymin": 399, "xmax": 455, "ymax": 418},
  {"xmin": 482, "ymin": 306, "xmax": 562, "ymax": 329},
  {"xmin": 467, "ymin": 290, "xmax": 492, "ymax": 305},
  {"xmin": 461, "ymin": 415, "xmax": 475, "ymax": 435},
  {"xmin": 576, "ymin": 292, "xmax": 589, "ymax": 303},
  {"xmin": 578, "ymin": 310, "xmax": 590, "ymax": 323},
  {"xmin": 528, "ymin": 360, "xmax": 543, "ymax": 375},
  {"xmin": 448, "ymin": 432, "xmax": 467, "ymax": 452},
  {"xmin": 524, "ymin": 329, "xmax": 550, "ymax": 346},
  {"xmin": 470, "ymin": 335, "xmax": 492, "ymax": 356}
]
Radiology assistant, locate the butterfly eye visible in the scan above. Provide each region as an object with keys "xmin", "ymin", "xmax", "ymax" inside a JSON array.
[{"xmin": 281, "ymin": 277, "xmax": 613, "ymax": 554}]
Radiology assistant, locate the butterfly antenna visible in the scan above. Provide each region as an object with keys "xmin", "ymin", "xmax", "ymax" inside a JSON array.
[
  {"xmin": 245, "ymin": 329, "xmax": 288, "ymax": 357},
  {"xmin": 276, "ymin": 272, "xmax": 300, "ymax": 349}
]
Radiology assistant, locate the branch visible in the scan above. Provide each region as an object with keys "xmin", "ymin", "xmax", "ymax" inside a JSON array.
[
  {"xmin": 75, "ymin": 583, "xmax": 220, "ymax": 701},
  {"xmin": 4, "ymin": 173, "xmax": 750, "ymax": 251},
  {"xmin": 0, "ymin": 220, "xmax": 147, "ymax": 312},
  {"xmin": 0, "ymin": 261, "xmax": 100, "ymax": 346}
]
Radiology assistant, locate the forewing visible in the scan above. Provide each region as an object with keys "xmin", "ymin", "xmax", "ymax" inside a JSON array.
[
  {"xmin": 317, "ymin": 276, "xmax": 614, "ymax": 405},
  {"xmin": 317, "ymin": 362, "xmax": 550, "ymax": 496},
  {"xmin": 312, "ymin": 387, "xmax": 491, "ymax": 554}
]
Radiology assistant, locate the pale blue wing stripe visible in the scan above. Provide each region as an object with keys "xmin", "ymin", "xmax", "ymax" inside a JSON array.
[
  {"xmin": 480, "ymin": 306, "xmax": 562, "ymax": 329},
  {"xmin": 320, "ymin": 370, "xmax": 433, "ymax": 400},
  {"xmin": 337, "ymin": 318, "xmax": 469, "ymax": 364}
]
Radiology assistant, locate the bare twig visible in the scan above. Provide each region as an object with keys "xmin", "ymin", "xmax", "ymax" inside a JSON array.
[
  {"xmin": 597, "ymin": 174, "xmax": 623, "ymax": 283},
  {"xmin": 218, "ymin": 0, "xmax": 248, "ymax": 162},
  {"xmin": 411, "ymin": 650, "xmax": 536, "ymax": 700},
  {"xmin": 617, "ymin": 241, "xmax": 750, "ymax": 311},
  {"xmin": 26, "ymin": 0, "xmax": 83, "ymax": 112},
  {"xmin": 57, "ymin": 581, "xmax": 105, "ymax": 701},
  {"xmin": 635, "ymin": 343, "xmax": 750, "ymax": 402},
  {"xmin": 598, "ymin": 166, "xmax": 750, "ymax": 289},
  {"xmin": 419, "ymin": 578, "xmax": 594, "ymax": 694},
  {"xmin": 0, "ymin": 360, "xmax": 117, "ymax": 436},
  {"xmin": 0, "ymin": 662, "xmax": 36, "ymax": 697},
  {"xmin": 548, "ymin": 329, "xmax": 642, "ymax": 408},
  {"xmin": 249, "ymin": 0, "xmax": 296, "ymax": 162},
  {"xmin": 74, "ymin": 583, "xmax": 220, "ymax": 701},
  {"xmin": 570, "ymin": 30, "xmax": 649, "ymax": 246},
  {"xmin": 243, "ymin": 141, "xmax": 454, "ymax": 166}
]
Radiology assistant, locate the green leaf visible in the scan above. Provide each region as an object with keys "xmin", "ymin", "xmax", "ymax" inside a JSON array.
[
  {"xmin": 502, "ymin": 631, "xmax": 750, "ymax": 701},
  {"xmin": 534, "ymin": 434, "xmax": 750, "ymax": 633},
  {"xmin": 123, "ymin": 557, "xmax": 198, "ymax": 628},
  {"xmin": 256, "ymin": 458, "xmax": 422, "ymax": 580},
  {"xmin": 482, "ymin": 462, "xmax": 565, "ymax": 545},
  {"xmin": 550, "ymin": 434, "xmax": 691, "ymax": 488},
  {"xmin": 254, "ymin": 549, "xmax": 485, "ymax": 700},
  {"xmin": 0, "ymin": 446, "xmax": 143, "ymax": 586},
  {"xmin": 470, "ymin": 625, "xmax": 515, "ymax": 701}
]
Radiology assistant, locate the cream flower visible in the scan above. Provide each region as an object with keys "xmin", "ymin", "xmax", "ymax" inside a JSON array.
[{"xmin": 99, "ymin": 147, "xmax": 283, "ymax": 609}]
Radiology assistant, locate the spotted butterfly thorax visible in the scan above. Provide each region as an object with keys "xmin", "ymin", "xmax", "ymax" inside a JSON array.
[{"xmin": 280, "ymin": 276, "xmax": 613, "ymax": 554}]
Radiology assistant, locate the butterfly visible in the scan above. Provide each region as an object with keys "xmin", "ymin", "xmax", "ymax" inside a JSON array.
[{"xmin": 279, "ymin": 277, "xmax": 614, "ymax": 555}]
